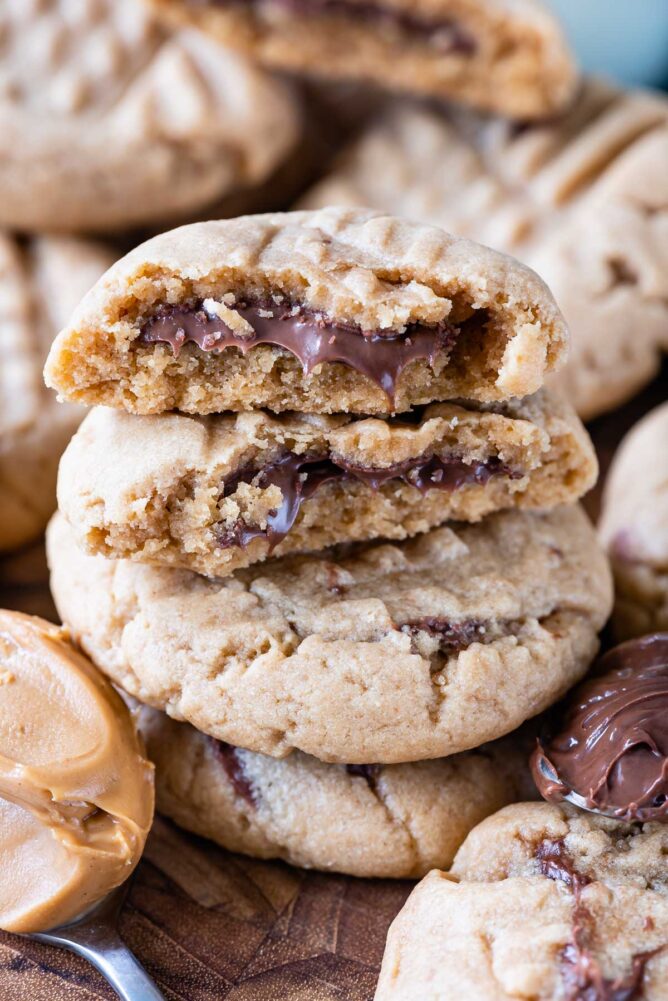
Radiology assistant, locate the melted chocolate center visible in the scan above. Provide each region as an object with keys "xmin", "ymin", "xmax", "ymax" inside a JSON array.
[
  {"xmin": 536, "ymin": 839, "xmax": 656, "ymax": 1001},
  {"xmin": 531, "ymin": 634, "xmax": 668, "ymax": 823},
  {"xmin": 194, "ymin": 0, "xmax": 477, "ymax": 53},
  {"xmin": 346, "ymin": 764, "xmax": 381, "ymax": 790},
  {"xmin": 218, "ymin": 448, "xmax": 514, "ymax": 552},
  {"xmin": 402, "ymin": 618, "xmax": 489, "ymax": 653},
  {"xmin": 139, "ymin": 301, "xmax": 463, "ymax": 404},
  {"xmin": 211, "ymin": 740, "xmax": 256, "ymax": 806}
]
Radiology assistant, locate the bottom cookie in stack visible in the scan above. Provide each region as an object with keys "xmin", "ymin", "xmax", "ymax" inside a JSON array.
[{"xmin": 133, "ymin": 703, "xmax": 536, "ymax": 878}]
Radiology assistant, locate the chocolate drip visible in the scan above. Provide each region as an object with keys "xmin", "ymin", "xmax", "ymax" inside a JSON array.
[
  {"xmin": 211, "ymin": 740, "xmax": 256, "ymax": 806},
  {"xmin": 194, "ymin": 0, "xmax": 477, "ymax": 53},
  {"xmin": 536, "ymin": 839, "xmax": 590, "ymax": 894},
  {"xmin": 531, "ymin": 633, "xmax": 668, "ymax": 823},
  {"xmin": 536, "ymin": 839, "xmax": 655, "ymax": 1001},
  {"xmin": 346, "ymin": 764, "xmax": 381, "ymax": 791},
  {"xmin": 139, "ymin": 301, "xmax": 461, "ymax": 404},
  {"xmin": 218, "ymin": 448, "xmax": 515, "ymax": 552}
]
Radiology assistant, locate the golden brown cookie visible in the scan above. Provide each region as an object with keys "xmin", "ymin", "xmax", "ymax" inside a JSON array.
[
  {"xmin": 136, "ymin": 703, "xmax": 535, "ymax": 879},
  {"xmin": 301, "ymin": 82, "xmax": 668, "ymax": 419},
  {"xmin": 56, "ymin": 390, "xmax": 596, "ymax": 577},
  {"xmin": 0, "ymin": 233, "xmax": 114, "ymax": 553},
  {"xmin": 599, "ymin": 404, "xmax": 668, "ymax": 640},
  {"xmin": 148, "ymin": 0, "xmax": 577, "ymax": 119},
  {"xmin": 0, "ymin": 0, "xmax": 300, "ymax": 232},
  {"xmin": 376, "ymin": 802, "xmax": 668, "ymax": 1000},
  {"xmin": 47, "ymin": 506, "xmax": 612, "ymax": 764},
  {"xmin": 44, "ymin": 208, "xmax": 569, "ymax": 416}
]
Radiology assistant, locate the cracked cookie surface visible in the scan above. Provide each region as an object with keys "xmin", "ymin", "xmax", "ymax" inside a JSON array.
[
  {"xmin": 148, "ymin": 0, "xmax": 576, "ymax": 119},
  {"xmin": 135, "ymin": 703, "xmax": 535, "ymax": 878},
  {"xmin": 0, "ymin": 0, "xmax": 300, "ymax": 232},
  {"xmin": 57, "ymin": 389, "xmax": 596, "ymax": 577},
  {"xmin": 377, "ymin": 802, "xmax": 668, "ymax": 1000},
  {"xmin": 599, "ymin": 403, "xmax": 668, "ymax": 640},
  {"xmin": 47, "ymin": 505, "xmax": 612, "ymax": 763},
  {"xmin": 0, "ymin": 233, "xmax": 114, "ymax": 552},
  {"xmin": 44, "ymin": 208, "xmax": 568, "ymax": 415},
  {"xmin": 301, "ymin": 82, "xmax": 668, "ymax": 419}
]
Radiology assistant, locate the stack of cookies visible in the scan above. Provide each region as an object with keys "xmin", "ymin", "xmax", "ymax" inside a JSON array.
[{"xmin": 44, "ymin": 206, "xmax": 612, "ymax": 878}]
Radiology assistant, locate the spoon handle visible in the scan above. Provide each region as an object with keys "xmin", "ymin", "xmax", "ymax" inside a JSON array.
[
  {"xmin": 70, "ymin": 932, "xmax": 165, "ymax": 1001},
  {"xmin": 31, "ymin": 927, "xmax": 165, "ymax": 1001}
]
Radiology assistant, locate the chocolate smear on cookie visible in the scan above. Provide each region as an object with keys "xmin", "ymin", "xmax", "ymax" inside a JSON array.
[
  {"xmin": 139, "ymin": 299, "xmax": 471, "ymax": 404},
  {"xmin": 532, "ymin": 633, "xmax": 668, "ymax": 823},
  {"xmin": 217, "ymin": 448, "xmax": 515, "ymax": 552},
  {"xmin": 402, "ymin": 618, "xmax": 489, "ymax": 653},
  {"xmin": 536, "ymin": 838, "xmax": 656, "ymax": 1001},
  {"xmin": 346, "ymin": 764, "xmax": 381, "ymax": 791},
  {"xmin": 211, "ymin": 740, "xmax": 256, "ymax": 807}
]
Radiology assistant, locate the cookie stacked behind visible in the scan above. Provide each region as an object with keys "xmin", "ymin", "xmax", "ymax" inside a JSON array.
[
  {"xmin": 300, "ymin": 80, "xmax": 668, "ymax": 419},
  {"xmin": 45, "ymin": 207, "xmax": 612, "ymax": 877}
]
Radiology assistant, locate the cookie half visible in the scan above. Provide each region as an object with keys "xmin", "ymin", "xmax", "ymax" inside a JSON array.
[
  {"xmin": 136, "ymin": 703, "xmax": 534, "ymax": 878},
  {"xmin": 57, "ymin": 390, "xmax": 596, "ymax": 577},
  {"xmin": 0, "ymin": 0, "xmax": 300, "ymax": 233},
  {"xmin": 599, "ymin": 403, "xmax": 668, "ymax": 640},
  {"xmin": 44, "ymin": 208, "xmax": 569, "ymax": 416},
  {"xmin": 301, "ymin": 82, "xmax": 668, "ymax": 419},
  {"xmin": 377, "ymin": 802, "xmax": 668, "ymax": 1000},
  {"xmin": 47, "ymin": 506, "xmax": 612, "ymax": 763},
  {"xmin": 0, "ymin": 233, "xmax": 114, "ymax": 552},
  {"xmin": 148, "ymin": 0, "xmax": 576, "ymax": 119}
]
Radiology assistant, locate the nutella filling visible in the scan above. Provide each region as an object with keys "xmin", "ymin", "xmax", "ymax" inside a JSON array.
[
  {"xmin": 531, "ymin": 634, "xmax": 668, "ymax": 823},
  {"xmin": 402, "ymin": 618, "xmax": 489, "ymax": 653},
  {"xmin": 194, "ymin": 0, "xmax": 477, "ymax": 54},
  {"xmin": 139, "ymin": 300, "xmax": 464, "ymax": 404},
  {"xmin": 218, "ymin": 448, "xmax": 515, "ymax": 552},
  {"xmin": 211, "ymin": 740, "xmax": 256, "ymax": 807},
  {"xmin": 346, "ymin": 764, "xmax": 381, "ymax": 791},
  {"xmin": 536, "ymin": 839, "xmax": 656, "ymax": 1001}
]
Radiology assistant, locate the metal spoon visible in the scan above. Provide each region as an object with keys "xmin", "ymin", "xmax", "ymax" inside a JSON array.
[
  {"xmin": 25, "ymin": 881, "xmax": 164, "ymax": 1001},
  {"xmin": 534, "ymin": 753, "xmax": 629, "ymax": 821}
]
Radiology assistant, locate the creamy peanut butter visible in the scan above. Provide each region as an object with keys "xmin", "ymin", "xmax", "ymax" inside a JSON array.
[{"xmin": 0, "ymin": 611, "xmax": 154, "ymax": 933}]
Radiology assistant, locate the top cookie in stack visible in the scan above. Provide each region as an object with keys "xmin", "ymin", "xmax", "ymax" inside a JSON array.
[
  {"xmin": 46, "ymin": 207, "xmax": 597, "ymax": 578},
  {"xmin": 46, "ymin": 207, "xmax": 567, "ymax": 412}
]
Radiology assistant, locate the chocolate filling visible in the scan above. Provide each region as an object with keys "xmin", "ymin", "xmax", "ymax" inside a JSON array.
[
  {"xmin": 139, "ymin": 300, "xmax": 466, "ymax": 404},
  {"xmin": 218, "ymin": 448, "xmax": 515, "ymax": 552},
  {"xmin": 536, "ymin": 839, "xmax": 656, "ymax": 1001},
  {"xmin": 192, "ymin": 0, "xmax": 477, "ymax": 54},
  {"xmin": 346, "ymin": 763, "xmax": 381, "ymax": 791},
  {"xmin": 531, "ymin": 633, "xmax": 668, "ymax": 823},
  {"xmin": 402, "ymin": 618, "xmax": 489, "ymax": 653},
  {"xmin": 536, "ymin": 838, "xmax": 590, "ymax": 894},
  {"xmin": 211, "ymin": 740, "xmax": 256, "ymax": 807}
]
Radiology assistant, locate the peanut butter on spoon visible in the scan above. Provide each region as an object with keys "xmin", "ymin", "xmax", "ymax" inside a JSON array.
[{"xmin": 0, "ymin": 610, "xmax": 154, "ymax": 934}]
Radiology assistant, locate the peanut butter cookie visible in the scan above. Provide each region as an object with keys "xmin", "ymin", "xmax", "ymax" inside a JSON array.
[
  {"xmin": 377, "ymin": 802, "xmax": 668, "ymax": 1000},
  {"xmin": 148, "ymin": 0, "xmax": 576, "ymax": 119},
  {"xmin": 45, "ymin": 208, "xmax": 569, "ymax": 415},
  {"xmin": 47, "ymin": 506, "xmax": 611, "ymax": 764},
  {"xmin": 57, "ymin": 390, "xmax": 596, "ymax": 576}
]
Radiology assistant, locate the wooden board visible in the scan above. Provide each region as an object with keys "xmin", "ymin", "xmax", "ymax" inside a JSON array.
[{"xmin": 0, "ymin": 366, "xmax": 666, "ymax": 1001}]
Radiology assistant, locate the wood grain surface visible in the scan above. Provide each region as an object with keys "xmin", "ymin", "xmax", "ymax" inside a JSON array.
[{"xmin": 0, "ymin": 365, "xmax": 665, "ymax": 1001}]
